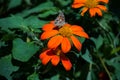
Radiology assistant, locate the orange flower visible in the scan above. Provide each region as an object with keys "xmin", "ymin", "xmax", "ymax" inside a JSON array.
[
  {"xmin": 72, "ymin": 0, "xmax": 109, "ymax": 17},
  {"xmin": 39, "ymin": 48, "xmax": 72, "ymax": 71},
  {"xmin": 40, "ymin": 21, "xmax": 89, "ymax": 53}
]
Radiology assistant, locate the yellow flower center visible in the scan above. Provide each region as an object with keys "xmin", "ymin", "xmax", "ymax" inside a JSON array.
[
  {"xmin": 59, "ymin": 25, "xmax": 72, "ymax": 38},
  {"xmin": 54, "ymin": 48, "xmax": 62, "ymax": 56},
  {"xmin": 85, "ymin": 0, "xmax": 98, "ymax": 8}
]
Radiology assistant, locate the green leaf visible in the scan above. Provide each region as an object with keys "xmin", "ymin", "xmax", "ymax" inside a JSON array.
[
  {"xmin": 87, "ymin": 71, "xmax": 92, "ymax": 80},
  {"xmin": 25, "ymin": 16, "xmax": 47, "ymax": 28},
  {"xmin": 51, "ymin": 74, "xmax": 59, "ymax": 80},
  {"xmin": 0, "ymin": 15, "xmax": 27, "ymax": 31},
  {"xmin": 38, "ymin": 8, "xmax": 57, "ymax": 18},
  {"xmin": 77, "ymin": 37, "xmax": 85, "ymax": 44},
  {"xmin": 16, "ymin": 1, "xmax": 54, "ymax": 17},
  {"xmin": 0, "ymin": 15, "xmax": 46, "ymax": 32},
  {"xmin": 0, "ymin": 41, "xmax": 6, "ymax": 47},
  {"xmin": 8, "ymin": 0, "xmax": 22, "ymax": 10},
  {"xmin": 111, "ymin": 47, "xmax": 120, "ymax": 54},
  {"xmin": 81, "ymin": 49, "xmax": 93, "ymax": 64},
  {"xmin": 27, "ymin": 73, "xmax": 39, "ymax": 80},
  {"xmin": 56, "ymin": 0, "xmax": 71, "ymax": 6},
  {"xmin": 0, "ymin": 55, "xmax": 19, "ymax": 80},
  {"xmin": 106, "ymin": 56, "xmax": 120, "ymax": 80},
  {"xmin": 12, "ymin": 38, "xmax": 39, "ymax": 62},
  {"xmin": 91, "ymin": 35, "xmax": 103, "ymax": 49},
  {"xmin": 86, "ymin": 70, "xmax": 97, "ymax": 80},
  {"xmin": 25, "ymin": 0, "xmax": 32, "ymax": 5},
  {"xmin": 97, "ymin": 14, "xmax": 112, "ymax": 31}
]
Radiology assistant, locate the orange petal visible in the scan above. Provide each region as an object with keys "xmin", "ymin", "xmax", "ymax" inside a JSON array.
[
  {"xmin": 72, "ymin": 31, "xmax": 89, "ymax": 38},
  {"xmin": 81, "ymin": 7, "xmax": 88, "ymax": 16},
  {"xmin": 97, "ymin": 5, "xmax": 107, "ymax": 11},
  {"xmin": 48, "ymin": 35, "xmax": 63, "ymax": 49},
  {"xmin": 61, "ymin": 37, "xmax": 71, "ymax": 53},
  {"xmin": 89, "ymin": 8, "xmax": 96, "ymax": 17},
  {"xmin": 61, "ymin": 56, "xmax": 72, "ymax": 71},
  {"xmin": 72, "ymin": 0, "xmax": 86, "ymax": 4},
  {"xmin": 41, "ymin": 54, "xmax": 51, "ymax": 65},
  {"xmin": 70, "ymin": 25, "xmax": 84, "ymax": 32},
  {"xmin": 94, "ymin": 8, "xmax": 102, "ymax": 16},
  {"xmin": 98, "ymin": 0, "xmax": 109, "ymax": 4},
  {"xmin": 39, "ymin": 49, "xmax": 50, "ymax": 60},
  {"xmin": 42, "ymin": 22, "xmax": 55, "ymax": 31},
  {"xmin": 40, "ymin": 30, "xmax": 58, "ymax": 40},
  {"xmin": 71, "ymin": 36, "xmax": 82, "ymax": 51},
  {"xmin": 51, "ymin": 55, "xmax": 60, "ymax": 66},
  {"xmin": 72, "ymin": 3, "xmax": 84, "ymax": 8}
]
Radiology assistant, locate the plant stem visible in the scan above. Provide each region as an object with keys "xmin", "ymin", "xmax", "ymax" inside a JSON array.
[
  {"xmin": 89, "ymin": 63, "xmax": 92, "ymax": 71},
  {"xmin": 99, "ymin": 56, "xmax": 112, "ymax": 80}
]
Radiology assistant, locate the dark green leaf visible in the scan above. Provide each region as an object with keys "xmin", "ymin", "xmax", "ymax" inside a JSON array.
[
  {"xmin": 56, "ymin": 0, "xmax": 71, "ymax": 6},
  {"xmin": 77, "ymin": 37, "xmax": 85, "ymax": 44},
  {"xmin": 16, "ymin": 1, "xmax": 54, "ymax": 17},
  {"xmin": 8, "ymin": 0, "xmax": 22, "ymax": 10},
  {"xmin": 98, "ymin": 13, "xmax": 112, "ymax": 31},
  {"xmin": 25, "ymin": 16, "xmax": 47, "ymax": 28},
  {"xmin": 0, "ymin": 55, "xmax": 19, "ymax": 80},
  {"xmin": 51, "ymin": 74, "xmax": 59, "ymax": 80},
  {"xmin": 106, "ymin": 56, "xmax": 120, "ymax": 80},
  {"xmin": 27, "ymin": 73, "xmax": 39, "ymax": 80},
  {"xmin": 87, "ymin": 71, "xmax": 92, "ymax": 80},
  {"xmin": 0, "ymin": 41, "xmax": 6, "ymax": 47},
  {"xmin": 12, "ymin": 38, "xmax": 39, "ymax": 62},
  {"xmin": 0, "ymin": 15, "xmax": 27, "ymax": 31},
  {"xmin": 81, "ymin": 49, "xmax": 93, "ymax": 64},
  {"xmin": 38, "ymin": 8, "xmax": 57, "ymax": 18},
  {"xmin": 91, "ymin": 35, "xmax": 103, "ymax": 49},
  {"xmin": 111, "ymin": 47, "xmax": 120, "ymax": 54}
]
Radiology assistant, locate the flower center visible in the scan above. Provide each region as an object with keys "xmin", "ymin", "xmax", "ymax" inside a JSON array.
[
  {"xmin": 85, "ymin": 0, "xmax": 98, "ymax": 8},
  {"xmin": 59, "ymin": 25, "xmax": 72, "ymax": 38},
  {"xmin": 53, "ymin": 48, "xmax": 62, "ymax": 56}
]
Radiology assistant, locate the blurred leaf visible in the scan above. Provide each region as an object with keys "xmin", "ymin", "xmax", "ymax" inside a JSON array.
[
  {"xmin": 98, "ymin": 14, "xmax": 112, "ymax": 31},
  {"xmin": 38, "ymin": 8, "xmax": 57, "ymax": 18},
  {"xmin": 87, "ymin": 71, "xmax": 92, "ymax": 80},
  {"xmin": 0, "ymin": 15, "xmax": 44, "ymax": 32},
  {"xmin": 111, "ymin": 47, "xmax": 120, "ymax": 54},
  {"xmin": 87, "ymin": 70, "xmax": 97, "ymax": 80},
  {"xmin": 27, "ymin": 73, "xmax": 39, "ymax": 80},
  {"xmin": 25, "ymin": 16, "xmax": 47, "ymax": 28},
  {"xmin": 91, "ymin": 35, "xmax": 103, "ymax": 49},
  {"xmin": 55, "ymin": 0, "xmax": 71, "ymax": 6},
  {"xmin": 16, "ymin": 1, "xmax": 55, "ymax": 17},
  {"xmin": 51, "ymin": 74, "xmax": 59, "ymax": 80},
  {"xmin": 12, "ymin": 38, "xmax": 39, "ymax": 62},
  {"xmin": 8, "ymin": 0, "xmax": 22, "ymax": 10},
  {"xmin": 1, "ymin": 33, "xmax": 16, "ymax": 41},
  {"xmin": 77, "ymin": 37, "xmax": 85, "ymax": 44},
  {"xmin": 0, "ymin": 41, "xmax": 6, "ymax": 48},
  {"xmin": 0, "ymin": 15, "xmax": 27, "ymax": 31},
  {"xmin": 0, "ymin": 54, "xmax": 19, "ymax": 80},
  {"xmin": 25, "ymin": 0, "xmax": 31, "ymax": 5},
  {"xmin": 81, "ymin": 49, "xmax": 93, "ymax": 64},
  {"xmin": 106, "ymin": 56, "xmax": 120, "ymax": 80}
]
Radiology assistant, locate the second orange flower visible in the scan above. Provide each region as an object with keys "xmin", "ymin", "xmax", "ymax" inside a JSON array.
[{"xmin": 72, "ymin": 0, "xmax": 109, "ymax": 17}]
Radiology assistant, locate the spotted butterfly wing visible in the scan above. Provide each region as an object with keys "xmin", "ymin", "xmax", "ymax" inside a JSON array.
[{"xmin": 54, "ymin": 11, "xmax": 65, "ymax": 27}]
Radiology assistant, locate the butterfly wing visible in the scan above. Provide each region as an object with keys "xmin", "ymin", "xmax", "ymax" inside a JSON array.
[{"xmin": 54, "ymin": 11, "xmax": 65, "ymax": 27}]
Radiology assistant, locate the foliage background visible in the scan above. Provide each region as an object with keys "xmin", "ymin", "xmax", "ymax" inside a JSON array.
[{"xmin": 0, "ymin": 0, "xmax": 120, "ymax": 80}]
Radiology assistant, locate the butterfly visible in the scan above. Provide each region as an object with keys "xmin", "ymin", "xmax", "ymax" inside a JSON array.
[{"xmin": 54, "ymin": 10, "xmax": 66, "ymax": 27}]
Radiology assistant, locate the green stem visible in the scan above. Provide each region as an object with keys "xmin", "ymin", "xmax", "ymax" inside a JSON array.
[
  {"xmin": 99, "ymin": 57, "xmax": 112, "ymax": 80},
  {"xmin": 89, "ymin": 63, "xmax": 92, "ymax": 71}
]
